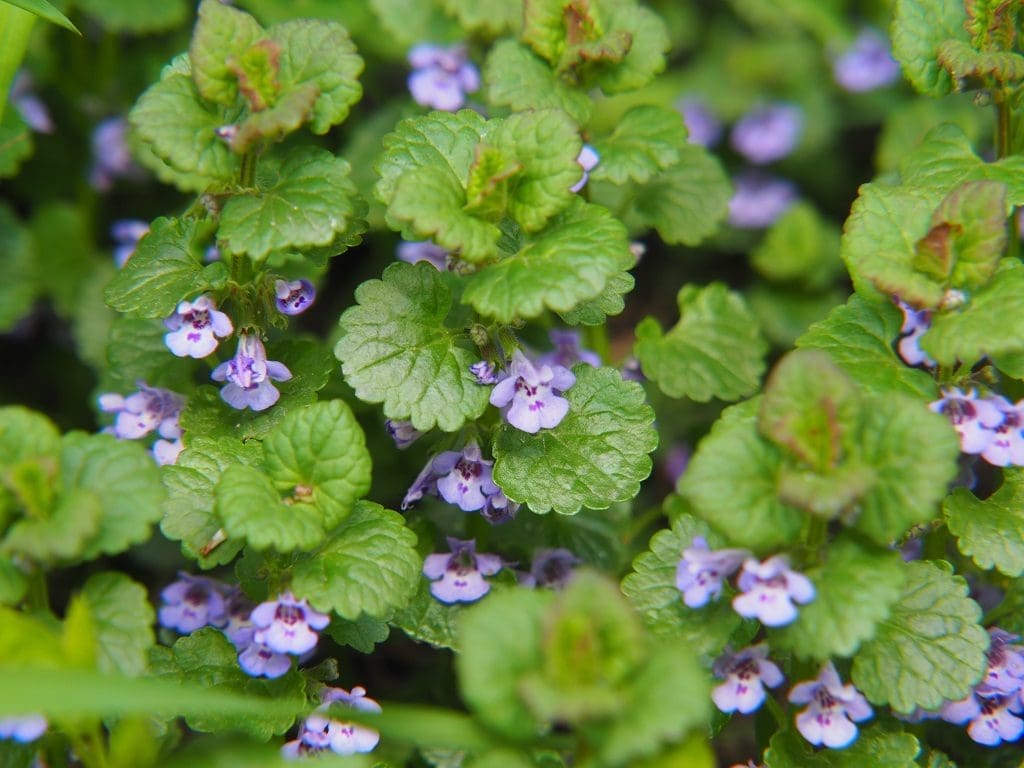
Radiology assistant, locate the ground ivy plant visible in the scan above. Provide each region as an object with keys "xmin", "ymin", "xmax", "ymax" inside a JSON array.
[{"xmin": 2, "ymin": 0, "xmax": 1024, "ymax": 766}]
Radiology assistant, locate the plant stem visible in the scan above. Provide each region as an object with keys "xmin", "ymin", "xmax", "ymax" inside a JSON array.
[
  {"xmin": 25, "ymin": 566, "xmax": 49, "ymax": 613},
  {"xmin": 0, "ymin": 4, "xmax": 35, "ymax": 123},
  {"xmin": 239, "ymin": 151, "xmax": 258, "ymax": 188}
]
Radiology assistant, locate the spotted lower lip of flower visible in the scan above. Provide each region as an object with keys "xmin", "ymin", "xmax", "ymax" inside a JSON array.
[
  {"xmin": 789, "ymin": 661, "xmax": 873, "ymax": 749},
  {"xmin": 274, "ymin": 278, "xmax": 316, "ymax": 316},
  {"xmin": 675, "ymin": 536, "xmax": 750, "ymax": 608},
  {"xmin": 435, "ymin": 441, "xmax": 500, "ymax": 512},
  {"xmin": 732, "ymin": 555, "xmax": 815, "ymax": 627},
  {"xmin": 158, "ymin": 573, "xmax": 228, "ymax": 634},
  {"xmin": 310, "ymin": 686, "xmax": 383, "ymax": 756},
  {"xmin": 976, "ymin": 627, "xmax": 1024, "ymax": 697},
  {"xmin": 481, "ymin": 488, "xmax": 519, "ymax": 525},
  {"xmin": 980, "ymin": 397, "xmax": 1024, "ymax": 468},
  {"xmin": 942, "ymin": 693, "xmax": 1024, "ymax": 746},
  {"xmin": 711, "ymin": 644, "xmax": 784, "ymax": 715},
  {"xmin": 164, "ymin": 295, "xmax": 234, "ymax": 359},
  {"xmin": 928, "ymin": 388, "xmax": 1004, "ymax": 455},
  {"xmin": 423, "ymin": 537, "xmax": 502, "ymax": 604},
  {"xmin": 211, "ymin": 333, "xmax": 293, "ymax": 412},
  {"xmin": 489, "ymin": 350, "xmax": 575, "ymax": 434},
  {"xmin": 249, "ymin": 591, "xmax": 330, "ymax": 656}
]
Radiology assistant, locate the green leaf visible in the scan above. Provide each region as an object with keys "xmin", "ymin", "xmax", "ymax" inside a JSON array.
[
  {"xmin": 852, "ymin": 561, "xmax": 988, "ymax": 713},
  {"xmin": 441, "ymin": 0, "xmax": 520, "ymax": 35},
  {"xmin": 493, "ymin": 366, "xmax": 657, "ymax": 515},
  {"xmin": 679, "ymin": 398, "xmax": 805, "ymax": 550},
  {"xmin": 375, "ymin": 110, "xmax": 486, "ymax": 207},
  {"xmin": 325, "ymin": 613, "xmax": 390, "ymax": 653},
  {"xmin": 104, "ymin": 217, "xmax": 206, "ymax": 318},
  {"xmin": 154, "ymin": 629, "xmax": 305, "ymax": 738},
  {"xmin": 190, "ymin": 0, "xmax": 266, "ymax": 106},
  {"xmin": 390, "ymin": 579, "xmax": 462, "ymax": 651},
  {"xmin": 796, "ymin": 295, "xmax": 938, "ymax": 399},
  {"xmin": 591, "ymin": 105, "xmax": 688, "ymax": 186},
  {"xmin": 0, "ymin": 204, "xmax": 37, "ymax": 332},
  {"xmin": 61, "ymin": 432, "xmax": 166, "ymax": 560},
  {"xmin": 620, "ymin": 514, "xmax": 745, "ymax": 656},
  {"xmin": 456, "ymin": 587, "xmax": 550, "ymax": 740},
  {"xmin": 483, "ymin": 40, "xmax": 592, "ymax": 125},
  {"xmin": 765, "ymin": 725, "xmax": 921, "ymax": 768},
  {"xmin": 921, "ymin": 260, "xmax": 1024, "ymax": 364},
  {"xmin": 0, "ymin": 557, "xmax": 27, "ymax": 605},
  {"xmin": 269, "ymin": 19, "xmax": 363, "ymax": 133},
  {"xmin": 558, "ymin": 267, "xmax": 635, "ymax": 326},
  {"xmin": 215, "ymin": 464, "xmax": 325, "ymax": 552},
  {"xmin": 335, "ymin": 262, "xmax": 490, "ymax": 432},
  {"xmin": 291, "ymin": 501, "xmax": 420, "ymax": 619},
  {"xmin": 0, "ymin": 406, "xmax": 60, "ymax": 466},
  {"xmin": 945, "ymin": 468, "xmax": 1024, "ymax": 576},
  {"xmin": 621, "ymin": 144, "xmax": 731, "ymax": 246},
  {"xmin": 263, "ymin": 400, "xmax": 371, "ymax": 529},
  {"xmin": 501, "ymin": 501, "xmax": 629, "ymax": 572},
  {"xmin": 367, "ymin": 0, "xmax": 462, "ymax": 48},
  {"xmin": 130, "ymin": 72, "xmax": 239, "ymax": 185},
  {"xmin": 75, "ymin": 0, "xmax": 186, "ymax": 32},
  {"xmin": 635, "ymin": 283, "xmax": 768, "ymax": 403},
  {"xmin": 79, "ymin": 572, "xmax": 154, "ymax": 676},
  {"xmin": 966, "ymin": 0, "xmax": 1019, "ymax": 50},
  {"xmin": 751, "ymin": 203, "xmax": 843, "ymax": 290},
  {"xmin": 219, "ymin": 147, "xmax": 366, "ymax": 261},
  {"xmin": 30, "ymin": 203, "xmax": 96, "ymax": 316},
  {"xmin": 1, "ymin": 0, "xmax": 78, "ymax": 32},
  {"xmin": 937, "ymin": 38, "xmax": 1024, "ymax": 86},
  {"xmin": 0, "ymin": 107, "xmax": 33, "ymax": 179},
  {"xmin": 103, "ymin": 317, "xmax": 198, "ymax": 392},
  {"xmin": 770, "ymin": 535, "xmax": 906, "ymax": 660},
  {"xmin": 229, "ymin": 83, "xmax": 318, "ymax": 154},
  {"xmin": 892, "ymin": 0, "xmax": 969, "ymax": 96},
  {"xmin": 462, "ymin": 199, "xmax": 631, "ymax": 322},
  {"xmin": 2, "ymin": 489, "xmax": 100, "ymax": 562}
]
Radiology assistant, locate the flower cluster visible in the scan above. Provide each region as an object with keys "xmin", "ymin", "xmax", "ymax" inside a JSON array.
[
  {"xmin": 930, "ymin": 388, "xmax": 1024, "ymax": 467},
  {"xmin": 274, "ymin": 279, "xmax": 316, "ymax": 316},
  {"xmin": 98, "ymin": 381, "xmax": 185, "ymax": 466},
  {"xmin": 423, "ymin": 537, "xmax": 503, "ymax": 604},
  {"xmin": 283, "ymin": 686, "xmax": 381, "ymax": 758},
  {"xmin": 675, "ymin": 538, "xmax": 815, "ymax": 626},
  {"xmin": 407, "ymin": 43, "xmax": 480, "ymax": 111},
  {"xmin": 518, "ymin": 548, "xmax": 580, "ymax": 590}
]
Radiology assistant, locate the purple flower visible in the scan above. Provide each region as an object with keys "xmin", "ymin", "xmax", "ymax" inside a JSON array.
[
  {"xmin": 677, "ymin": 97, "xmax": 722, "ymax": 147},
  {"xmin": 385, "ymin": 419, "xmax": 423, "ymax": 450},
  {"xmin": 978, "ymin": 628, "xmax": 1024, "ymax": 697},
  {"xmin": 99, "ymin": 382, "xmax": 183, "ymax": 441},
  {"xmin": 111, "ymin": 219, "xmax": 150, "ymax": 268},
  {"xmin": 942, "ymin": 693, "xmax": 1024, "ymax": 746},
  {"xmin": 730, "ymin": 103, "xmax": 804, "ymax": 165},
  {"xmin": 570, "ymin": 144, "xmax": 599, "ymax": 193},
  {"xmin": 407, "ymin": 43, "xmax": 480, "ymax": 111},
  {"xmin": 711, "ymin": 644, "xmax": 784, "ymax": 714},
  {"xmin": 732, "ymin": 555, "xmax": 815, "ymax": 626},
  {"xmin": 929, "ymin": 388, "xmax": 1004, "ymax": 455},
  {"xmin": 489, "ymin": 350, "xmax": 575, "ymax": 433},
  {"xmin": 728, "ymin": 172, "xmax": 798, "ymax": 229},
  {"xmin": 0, "ymin": 715, "xmax": 47, "ymax": 743},
  {"xmin": 250, "ymin": 591, "xmax": 330, "ymax": 656},
  {"xmin": 423, "ymin": 537, "xmax": 502, "ymax": 603},
  {"xmin": 895, "ymin": 300, "xmax": 935, "ymax": 367},
  {"xmin": 152, "ymin": 438, "xmax": 184, "ymax": 466},
  {"xmin": 163, "ymin": 295, "xmax": 233, "ymax": 359},
  {"xmin": 158, "ymin": 573, "xmax": 228, "ymax": 634},
  {"xmin": 274, "ymin": 279, "xmax": 316, "ymax": 316},
  {"xmin": 238, "ymin": 638, "xmax": 293, "ymax": 679},
  {"xmin": 481, "ymin": 489, "xmax": 519, "ymax": 525},
  {"xmin": 310, "ymin": 686, "xmax": 382, "ymax": 756},
  {"xmin": 397, "ymin": 240, "xmax": 449, "ymax": 270},
  {"xmin": 89, "ymin": 116, "xmax": 143, "ymax": 191},
  {"xmin": 537, "ymin": 329, "xmax": 601, "ymax": 370},
  {"xmin": 10, "ymin": 71, "xmax": 53, "ymax": 134},
  {"xmin": 981, "ymin": 397, "xmax": 1024, "ymax": 467},
  {"xmin": 620, "ymin": 357, "xmax": 645, "ymax": 382},
  {"xmin": 435, "ymin": 441, "xmax": 500, "ymax": 512},
  {"xmin": 519, "ymin": 548, "xmax": 579, "ymax": 589},
  {"xmin": 211, "ymin": 333, "xmax": 293, "ymax": 412},
  {"xmin": 223, "ymin": 590, "xmax": 256, "ymax": 650},
  {"xmin": 789, "ymin": 661, "xmax": 873, "ymax": 748},
  {"xmin": 470, "ymin": 360, "xmax": 499, "ymax": 385},
  {"xmin": 833, "ymin": 29, "xmax": 901, "ymax": 93},
  {"xmin": 675, "ymin": 536, "xmax": 749, "ymax": 608},
  {"xmin": 662, "ymin": 443, "xmax": 690, "ymax": 486}
]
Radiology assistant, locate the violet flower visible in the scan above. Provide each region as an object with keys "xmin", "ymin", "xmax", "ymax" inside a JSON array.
[
  {"xmin": 732, "ymin": 555, "xmax": 815, "ymax": 627},
  {"xmin": 10, "ymin": 71, "xmax": 53, "ymax": 134},
  {"xmin": 489, "ymin": 350, "xmax": 575, "ymax": 433},
  {"xmin": 895, "ymin": 300, "xmax": 935, "ymax": 367},
  {"xmin": 163, "ymin": 295, "xmax": 233, "ymax": 359},
  {"xmin": 711, "ymin": 644, "xmax": 784, "ymax": 714},
  {"xmin": 470, "ymin": 360, "xmax": 499, "ymax": 385},
  {"xmin": 481, "ymin": 489, "xmax": 519, "ymax": 525},
  {"xmin": 730, "ymin": 103, "xmax": 804, "ymax": 165},
  {"xmin": 238, "ymin": 638, "xmax": 293, "ymax": 679},
  {"xmin": 676, "ymin": 97, "xmax": 722, "ymax": 147},
  {"xmin": 274, "ymin": 279, "xmax": 316, "ymax": 316},
  {"xmin": 407, "ymin": 43, "xmax": 480, "ymax": 111},
  {"xmin": 397, "ymin": 240, "xmax": 449, "ymax": 270},
  {"xmin": 981, "ymin": 397, "xmax": 1024, "ymax": 468},
  {"xmin": 0, "ymin": 715, "xmax": 47, "ymax": 743},
  {"xmin": 385, "ymin": 419, "xmax": 423, "ymax": 450},
  {"xmin": 675, "ymin": 536, "xmax": 749, "ymax": 608},
  {"xmin": 434, "ymin": 441, "xmax": 500, "ymax": 512},
  {"xmin": 111, "ymin": 219, "xmax": 150, "ymax": 268},
  {"xmin": 423, "ymin": 537, "xmax": 502, "ymax": 604},
  {"xmin": 519, "ymin": 548, "xmax": 579, "ymax": 589},
  {"xmin": 98, "ymin": 382, "xmax": 183, "ymax": 441},
  {"xmin": 789, "ymin": 661, "xmax": 873, "ymax": 748},
  {"xmin": 977, "ymin": 628, "xmax": 1024, "ymax": 697},
  {"xmin": 929, "ymin": 388, "xmax": 1004, "ymax": 455},
  {"xmin": 833, "ymin": 29, "xmax": 901, "ymax": 93},
  {"xmin": 570, "ymin": 144, "xmax": 599, "ymax": 193},
  {"xmin": 941, "ymin": 693, "xmax": 1024, "ymax": 746},
  {"xmin": 313, "ymin": 687, "xmax": 382, "ymax": 756},
  {"xmin": 158, "ymin": 573, "xmax": 228, "ymax": 634},
  {"xmin": 211, "ymin": 333, "xmax": 293, "ymax": 412},
  {"xmin": 223, "ymin": 590, "xmax": 256, "ymax": 650},
  {"xmin": 728, "ymin": 172, "xmax": 798, "ymax": 229},
  {"xmin": 250, "ymin": 591, "xmax": 330, "ymax": 656},
  {"xmin": 89, "ymin": 116, "xmax": 143, "ymax": 191},
  {"xmin": 537, "ymin": 329, "xmax": 601, "ymax": 370},
  {"xmin": 152, "ymin": 438, "xmax": 184, "ymax": 466}
]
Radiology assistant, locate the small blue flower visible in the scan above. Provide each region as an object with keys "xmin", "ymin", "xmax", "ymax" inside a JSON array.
[
  {"xmin": 481, "ymin": 488, "xmax": 519, "ymax": 525},
  {"xmin": 435, "ymin": 441, "xmax": 500, "ymax": 512},
  {"xmin": 728, "ymin": 172, "xmax": 798, "ymax": 229},
  {"xmin": 537, "ymin": 329, "xmax": 601, "ymax": 370},
  {"xmin": 833, "ymin": 29, "xmax": 900, "ymax": 93},
  {"xmin": 237, "ymin": 638, "xmax": 293, "ymax": 679},
  {"xmin": 470, "ymin": 360, "xmax": 499, "ymax": 385},
  {"xmin": 89, "ymin": 116, "xmax": 143, "ymax": 191},
  {"xmin": 978, "ymin": 628, "xmax": 1024, "ymax": 697},
  {"xmin": 981, "ymin": 397, "xmax": 1024, "ymax": 468},
  {"xmin": 407, "ymin": 43, "xmax": 480, "ymax": 111},
  {"xmin": 223, "ymin": 590, "xmax": 256, "ymax": 650},
  {"xmin": 10, "ymin": 71, "xmax": 53, "ymax": 134},
  {"xmin": 423, "ymin": 537, "xmax": 502, "ymax": 604},
  {"xmin": 790, "ymin": 661, "xmax": 873, "ymax": 748},
  {"xmin": 730, "ymin": 103, "xmax": 804, "ymax": 165},
  {"xmin": 0, "ymin": 715, "xmax": 47, "ymax": 743},
  {"xmin": 675, "ymin": 536, "xmax": 749, "ymax": 608},
  {"xmin": 111, "ymin": 219, "xmax": 150, "ymax": 268},
  {"xmin": 211, "ymin": 333, "xmax": 292, "ymax": 411},
  {"xmin": 152, "ymin": 438, "xmax": 184, "ymax": 466},
  {"xmin": 895, "ymin": 299, "xmax": 935, "ymax": 368},
  {"xmin": 164, "ymin": 295, "xmax": 234, "ymax": 359},
  {"xmin": 385, "ymin": 419, "xmax": 423, "ymax": 450},
  {"xmin": 250, "ymin": 591, "xmax": 330, "ymax": 656},
  {"xmin": 274, "ymin": 279, "xmax": 316, "ymax": 316},
  {"xmin": 158, "ymin": 573, "xmax": 228, "ymax": 634},
  {"xmin": 676, "ymin": 97, "xmax": 722, "ymax": 147},
  {"xmin": 570, "ymin": 144, "xmax": 599, "ymax": 193},
  {"xmin": 711, "ymin": 644, "xmax": 784, "ymax": 714},
  {"xmin": 520, "ymin": 548, "xmax": 579, "ymax": 589},
  {"xmin": 732, "ymin": 555, "xmax": 814, "ymax": 626},
  {"xmin": 397, "ymin": 240, "xmax": 449, "ymax": 270},
  {"xmin": 929, "ymin": 388, "xmax": 1004, "ymax": 455},
  {"xmin": 942, "ymin": 693, "xmax": 1024, "ymax": 746},
  {"xmin": 98, "ymin": 381, "xmax": 183, "ymax": 442},
  {"xmin": 489, "ymin": 350, "xmax": 575, "ymax": 434}
]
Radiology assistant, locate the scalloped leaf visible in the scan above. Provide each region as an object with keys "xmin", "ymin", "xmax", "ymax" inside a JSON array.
[
  {"xmin": 483, "ymin": 40, "xmax": 592, "ymax": 125},
  {"xmin": 591, "ymin": 104, "xmax": 688, "ymax": 186},
  {"xmin": 892, "ymin": 0, "xmax": 969, "ymax": 96},
  {"xmin": 945, "ymin": 467, "xmax": 1024, "ymax": 576}
]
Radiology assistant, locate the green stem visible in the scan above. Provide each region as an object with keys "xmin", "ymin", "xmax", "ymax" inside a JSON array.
[
  {"xmin": 922, "ymin": 522, "xmax": 947, "ymax": 561},
  {"xmin": 25, "ymin": 566, "xmax": 49, "ymax": 613},
  {"xmin": 0, "ymin": 4, "xmax": 36, "ymax": 123},
  {"xmin": 764, "ymin": 693, "xmax": 789, "ymax": 731},
  {"xmin": 996, "ymin": 94, "xmax": 1013, "ymax": 160},
  {"xmin": 239, "ymin": 151, "xmax": 258, "ymax": 188}
]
